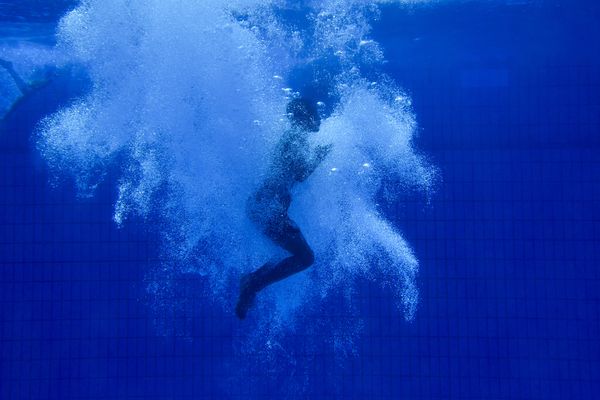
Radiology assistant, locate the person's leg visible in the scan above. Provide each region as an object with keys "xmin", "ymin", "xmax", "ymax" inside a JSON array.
[
  {"xmin": 235, "ymin": 219, "xmax": 314, "ymax": 319},
  {"xmin": 250, "ymin": 223, "xmax": 314, "ymax": 291}
]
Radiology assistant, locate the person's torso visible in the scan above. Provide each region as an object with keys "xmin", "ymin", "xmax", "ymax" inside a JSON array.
[{"xmin": 247, "ymin": 128, "xmax": 311, "ymax": 226}]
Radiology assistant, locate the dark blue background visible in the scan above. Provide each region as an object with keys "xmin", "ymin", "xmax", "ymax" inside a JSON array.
[{"xmin": 1, "ymin": 1, "xmax": 599, "ymax": 399}]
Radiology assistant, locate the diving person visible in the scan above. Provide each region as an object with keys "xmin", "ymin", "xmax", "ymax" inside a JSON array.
[{"xmin": 235, "ymin": 98, "xmax": 332, "ymax": 319}]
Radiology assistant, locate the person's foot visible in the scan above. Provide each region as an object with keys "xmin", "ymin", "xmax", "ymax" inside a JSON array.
[{"xmin": 235, "ymin": 272, "xmax": 256, "ymax": 320}]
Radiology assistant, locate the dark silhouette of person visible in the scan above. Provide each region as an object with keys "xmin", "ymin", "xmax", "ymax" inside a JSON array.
[
  {"xmin": 235, "ymin": 98, "xmax": 332, "ymax": 319},
  {"xmin": 0, "ymin": 58, "xmax": 29, "ymax": 94}
]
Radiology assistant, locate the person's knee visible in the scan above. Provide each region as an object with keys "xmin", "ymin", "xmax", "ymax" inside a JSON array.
[{"xmin": 298, "ymin": 247, "xmax": 315, "ymax": 268}]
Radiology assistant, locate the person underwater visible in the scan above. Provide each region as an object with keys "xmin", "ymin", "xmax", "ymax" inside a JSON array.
[{"xmin": 235, "ymin": 98, "xmax": 332, "ymax": 319}]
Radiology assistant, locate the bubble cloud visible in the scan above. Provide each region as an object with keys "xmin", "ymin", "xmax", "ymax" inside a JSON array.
[{"xmin": 38, "ymin": 0, "xmax": 434, "ymax": 340}]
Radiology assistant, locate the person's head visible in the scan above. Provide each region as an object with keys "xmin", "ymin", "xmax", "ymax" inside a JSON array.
[{"xmin": 286, "ymin": 97, "xmax": 320, "ymax": 132}]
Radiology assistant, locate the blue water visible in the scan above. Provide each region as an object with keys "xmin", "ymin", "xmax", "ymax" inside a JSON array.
[{"xmin": 1, "ymin": 1, "xmax": 599, "ymax": 399}]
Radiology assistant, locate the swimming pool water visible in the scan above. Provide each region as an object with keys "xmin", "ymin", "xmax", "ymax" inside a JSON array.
[{"xmin": 1, "ymin": 1, "xmax": 599, "ymax": 399}]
